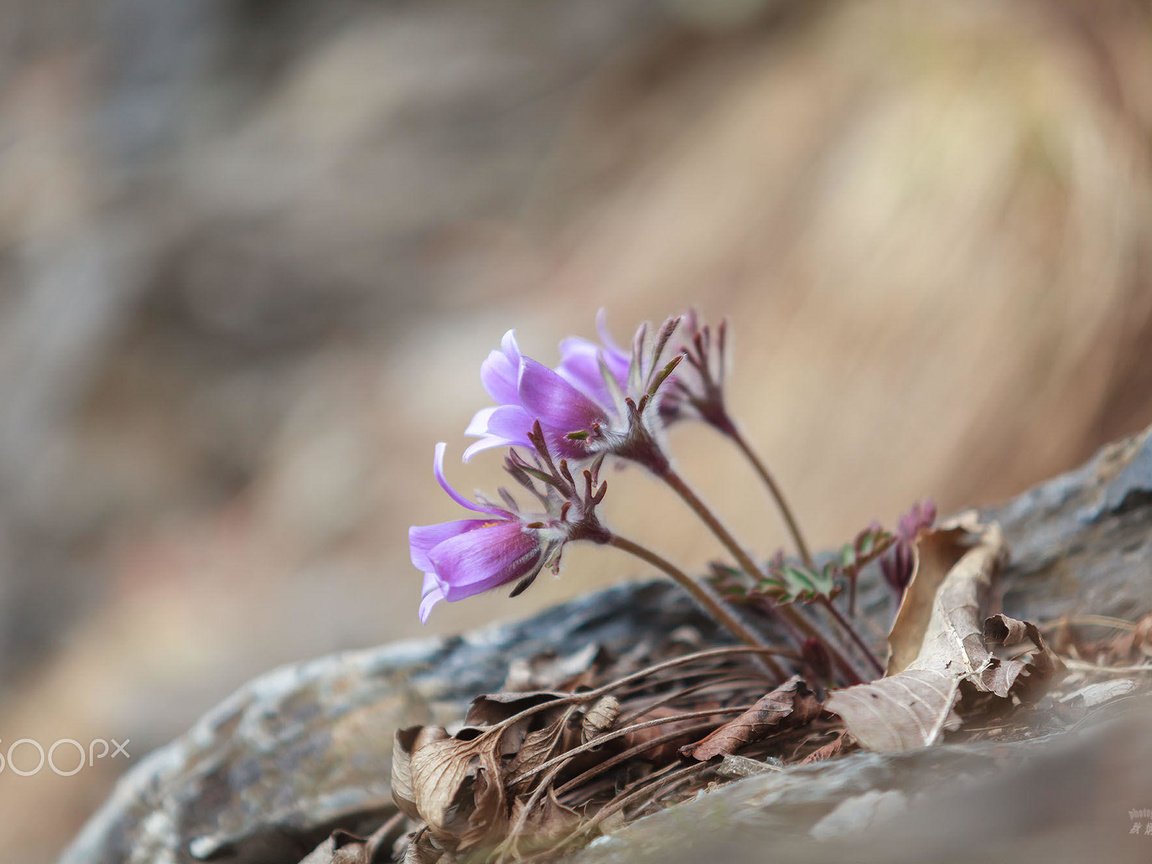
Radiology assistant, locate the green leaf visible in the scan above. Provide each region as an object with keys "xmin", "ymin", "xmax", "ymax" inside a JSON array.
[{"xmin": 754, "ymin": 560, "xmax": 839, "ymax": 604}]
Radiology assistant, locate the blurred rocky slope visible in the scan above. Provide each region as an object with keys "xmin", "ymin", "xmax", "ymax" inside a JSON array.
[{"xmin": 3, "ymin": 0, "xmax": 1152, "ymax": 860}]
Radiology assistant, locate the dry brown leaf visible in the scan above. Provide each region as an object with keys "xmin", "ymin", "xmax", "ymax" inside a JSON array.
[
  {"xmin": 621, "ymin": 704, "xmax": 713, "ymax": 762},
  {"xmin": 980, "ymin": 613, "xmax": 1064, "ymax": 699},
  {"xmin": 885, "ymin": 512, "xmax": 1005, "ymax": 676},
  {"xmin": 505, "ymin": 707, "xmax": 582, "ymax": 786},
  {"xmin": 394, "ymin": 688, "xmax": 620, "ymax": 853},
  {"xmin": 828, "ymin": 515, "xmax": 1065, "ymax": 752},
  {"xmin": 401, "ymin": 828, "xmax": 447, "ymax": 864},
  {"xmin": 681, "ymin": 676, "xmax": 820, "ymax": 761},
  {"xmin": 508, "ymin": 788, "xmax": 582, "ymax": 851},
  {"xmin": 392, "ymin": 717, "xmax": 537, "ymax": 852},
  {"xmin": 824, "ymin": 669, "xmax": 962, "ymax": 752},
  {"xmin": 581, "ymin": 695, "xmax": 620, "ymax": 743},
  {"xmin": 461, "ymin": 755, "xmax": 506, "ymax": 849},
  {"xmin": 799, "ymin": 730, "xmax": 852, "ymax": 764},
  {"xmin": 392, "ymin": 726, "xmax": 449, "ymax": 821},
  {"xmin": 406, "ymin": 732, "xmax": 509, "ymax": 849},
  {"xmin": 464, "ymin": 691, "xmax": 567, "ymax": 727},
  {"xmin": 827, "ymin": 515, "xmax": 1004, "ymax": 752}
]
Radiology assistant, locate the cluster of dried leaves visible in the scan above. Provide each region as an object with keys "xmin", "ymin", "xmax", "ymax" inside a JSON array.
[
  {"xmin": 390, "ymin": 643, "xmax": 793, "ymax": 863},
  {"xmin": 308, "ymin": 513, "xmax": 1149, "ymax": 864}
]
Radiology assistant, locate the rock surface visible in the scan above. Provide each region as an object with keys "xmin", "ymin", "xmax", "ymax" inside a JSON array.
[{"xmin": 61, "ymin": 425, "xmax": 1152, "ymax": 864}]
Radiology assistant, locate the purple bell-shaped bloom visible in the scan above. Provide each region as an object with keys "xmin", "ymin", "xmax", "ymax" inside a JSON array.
[
  {"xmin": 409, "ymin": 443, "xmax": 565, "ymax": 622},
  {"xmin": 465, "ymin": 315, "xmax": 684, "ymax": 472},
  {"xmin": 463, "ymin": 328, "xmax": 615, "ymax": 462}
]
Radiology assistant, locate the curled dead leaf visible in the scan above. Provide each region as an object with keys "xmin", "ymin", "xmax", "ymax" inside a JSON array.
[
  {"xmin": 505, "ymin": 707, "xmax": 582, "ymax": 789},
  {"xmin": 980, "ymin": 613, "xmax": 1064, "ymax": 700},
  {"xmin": 406, "ymin": 732, "xmax": 508, "ymax": 847},
  {"xmin": 464, "ymin": 691, "xmax": 567, "ymax": 727},
  {"xmin": 392, "ymin": 726, "xmax": 449, "ymax": 821},
  {"xmin": 401, "ymin": 828, "xmax": 447, "ymax": 864},
  {"xmin": 885, "ymin": 512, "xmax": 1005, "ymax": 677},
  {"xmin": 581, "ymin": 696, "xmax": 620, "ymax": 743},
  {"xmin": 827, "ymin": 515, "xmax": 1063, "ymax": 753},
  {"xmin": 392, "ymin": 687, "xmax": 623, "ymax": 854},
  {"xmin": 682, "ymin": 676, "xmax": 820, "ymax": 761},
  {"xmin": 507, "ymin": 788, "xmax": 582, "ymax": 852}
]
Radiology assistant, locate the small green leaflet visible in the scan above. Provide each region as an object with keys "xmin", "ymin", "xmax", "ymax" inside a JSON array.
[{"xmin": 707, "ymin": 526, "xmax": 896, "ymax": 606}]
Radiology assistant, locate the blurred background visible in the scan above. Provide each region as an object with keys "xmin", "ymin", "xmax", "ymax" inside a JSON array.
[{"xmin": 2, "ymin": 0, "xmax": 1152, "ymax": 859}]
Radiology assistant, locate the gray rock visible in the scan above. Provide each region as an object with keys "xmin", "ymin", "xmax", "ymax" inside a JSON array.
[
  {"xmin": 61, "ymin": 583, "xmax": 721, "ymax": 864},
  {"xmin": 60, "ymin": 425, "xmax": 1152, "ymax": 864},
  {"xmin": 573, "ymin": 700, "xmax": 1152, "ymax": 864}
]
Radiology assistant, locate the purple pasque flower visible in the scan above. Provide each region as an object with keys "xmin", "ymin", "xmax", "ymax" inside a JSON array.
[
  {"xmin": 465, "ymin": 315, "xmax": 685, "ymax": 474},
  {"xmin": 410, "ymin": 439, "xmax": 608, "ymax": 621}
]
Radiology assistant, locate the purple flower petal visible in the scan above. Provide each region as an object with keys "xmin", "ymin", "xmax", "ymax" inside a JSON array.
[
  {"xmin": 432, "ymin": 442, "xmax": 510, "ymax": 516},
  {"xmin": 427, "ymin": 520, "xmax": 544, "ymax": 601},
  {"xmin": 463, "ymin": 404, "xmax": 535, "ymax": 462},
  {"xmin": 419, "ymin": 572, "xmax": 446, "ymax": 623},
  {"xmin": 464, "ymin": 403, "xmax": 533, "ymax": 444},
  {"xmin": 517, "ymin": 358, "xmax": 606, "ymax": 435},
  {"xmin": 462, "ymin": 435, "xmax": 514, "ymax": 463},
  {"xmin": 464, "ymin": 406, "xmax": 500, "ymax": 438},
  {"xmin": 557, "ymin": 338, "xmax": 616, "ymax": 409},
  {"xmin": 409, "ymin": 519, "xmax": 491, "ymax": 571},
  {"xmin": 479, "ymin": 330, "xmax": 523, "ymax": 404}
]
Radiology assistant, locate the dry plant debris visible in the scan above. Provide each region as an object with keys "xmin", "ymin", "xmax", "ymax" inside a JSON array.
[{"xmin": 290, "ymin": 514, "xmax": 1152, "ymax": 864}]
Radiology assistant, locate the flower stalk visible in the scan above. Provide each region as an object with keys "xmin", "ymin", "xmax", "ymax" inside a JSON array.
[{"xmin": 604, "ymin": 533, "xmax": 785, "ymax": 678}]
